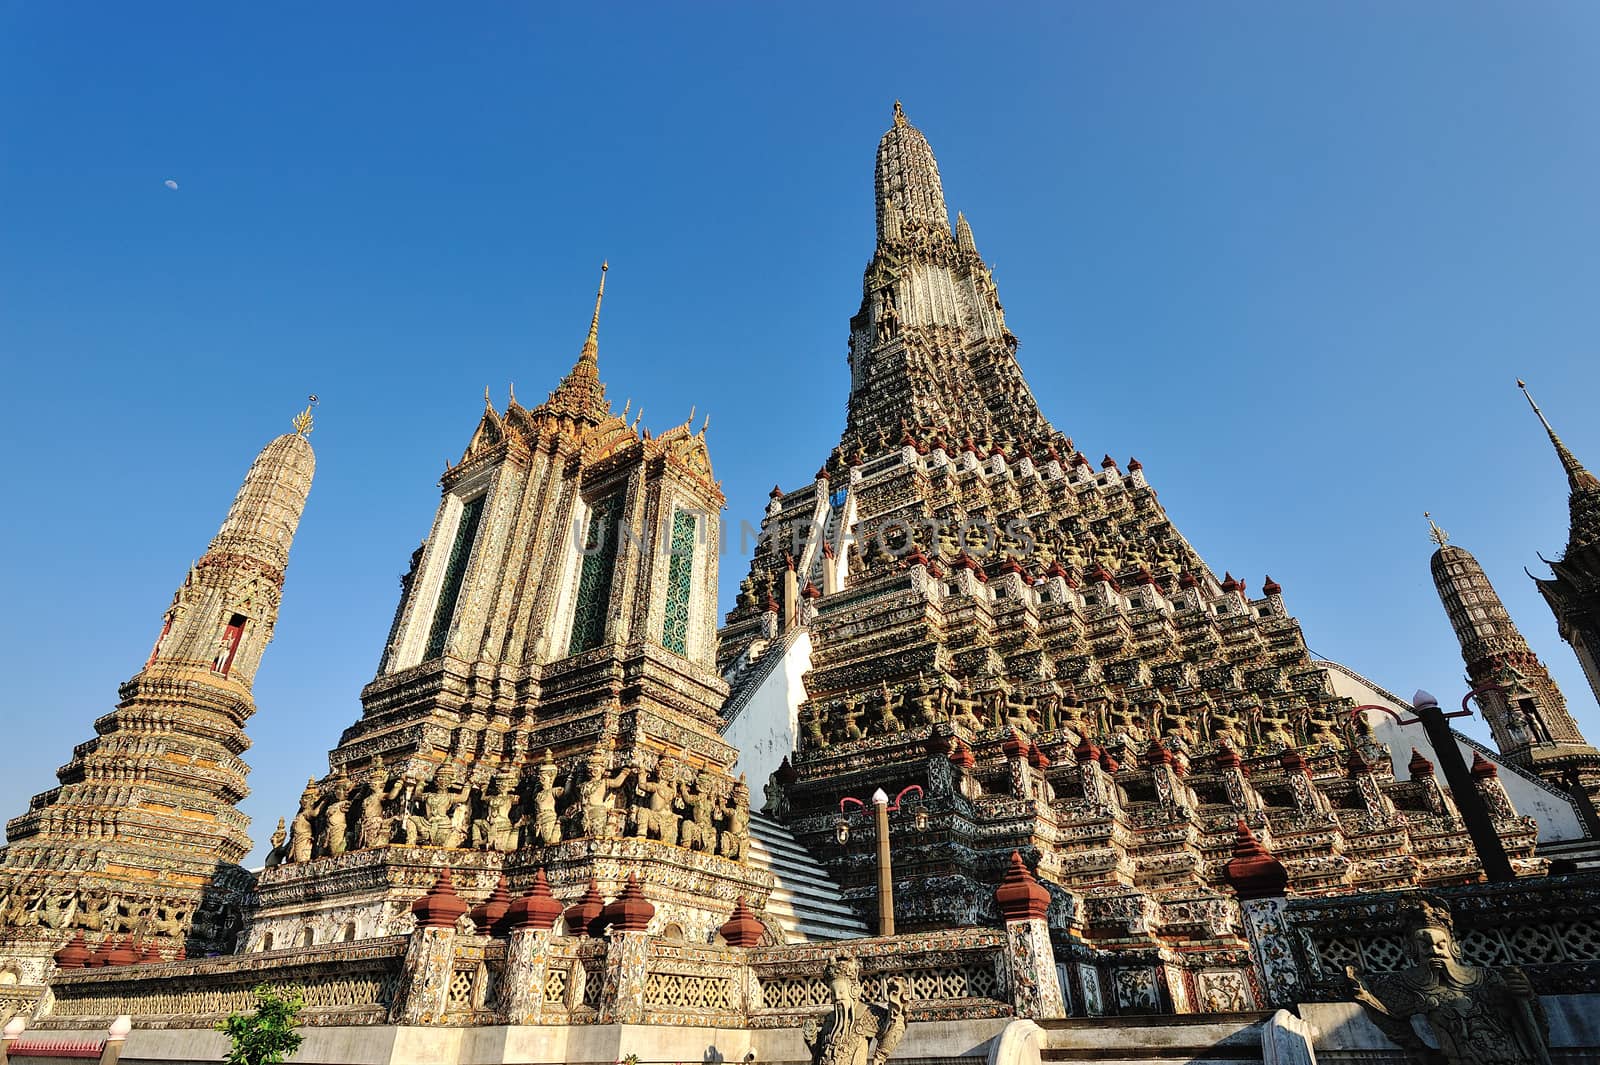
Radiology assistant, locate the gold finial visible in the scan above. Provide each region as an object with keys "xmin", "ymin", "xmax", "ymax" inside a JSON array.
[
  {"xmin": 292, "ymin": 394, "xmax": 318, "ymax": 437},
  {"xmin": 893, "ymin": 99, "xmax": 907, "ymax": 126},
  {"xmin": 1425, "ymin": 511, "xmax": 1449, "ymax": 547},
  {"xmin": 484, "ymin": 385, "xmax": 493, "ymax": 408},
  {"xmin": 580, "ymin": 261, "xmax": 608, "ymax": 363}
]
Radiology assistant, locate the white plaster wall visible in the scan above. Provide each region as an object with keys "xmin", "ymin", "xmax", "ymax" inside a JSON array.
[
  {"xmin": 1323, "ymin": 661, "xmax": 1585, "ymax": 842},
  {"xmin": 723, "ymin": 630, "xmax": 812, "ymax": 795}
]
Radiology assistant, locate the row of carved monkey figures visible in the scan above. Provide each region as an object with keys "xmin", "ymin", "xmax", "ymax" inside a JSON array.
[
  {"xmin": 267, "ymin": 746, "xmax": 751, "ymax": 866},
  {"xmin": 800, "ymin": 670, "xmax": 1351, "ymax": 754},
  {"xmin": 0, "ymin": 883, "xmax": 186, "ymax": 939}
]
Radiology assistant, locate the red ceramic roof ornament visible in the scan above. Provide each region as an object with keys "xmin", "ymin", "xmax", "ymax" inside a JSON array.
[
  {"xmin": 1223, "ymin": 819, "xmax": 1289, "ymax": 900},
  {"xmin": 470, "ymin": 875, "xmax": 514, "ymax": 937},
  {"xmin": 1221, "ymin": 572, "xmax": 1239, "ymax": 592},
  {"xmin": 1074, "ymin": 735, "xmax": 1100, "ymax": 764},
  {"xmin": 1262, "ymin": 575, "xmax": 1282, "ymax": 596},
  {"xmin": 949, "ymin": 739, "xmax": 976, "ymax": 770},
  {"xmin": 1101, "ymin": 454, "xmax": 1117, "ymax": 469},
  {"xmin": 105, "ymin": 936, "xmax": 139, "ymax": 967},
  {"xmin": 1098, "ymin": 749, "xmax": 1120, "ymax": 773},
  {"xmin": 1137, "ymin": 567, "xmax": 1157, "ymax": 586},
  {"xmin": 412, "ymin": 866, "xmax": 470, "ymax": 930},
  {"xmin": 785, "ymin": 554, "xmax": 796, "ymax": 571},
  {"xmin": 1280, "ymin": 750, "xmax": 1307, "ymax": 775},
  {"xmin": 1142, "ymin": 737, "xmax": 1174, "ymax": 767},
  {"xmin": 53, "ymin": 932, "xmax": 90, "ymax": 970},
  {"xmin": 506, "ymin": 869, "xmax": 565, "ymax": 932},
  {"xmin": 1346, "ymin": 749, "xmax": 1372, "ymax": 777},
  {"xmin": 600, "ymin": 873, "xmax": 655, "ymax": 934},
  {"xmin": 822, "ymin": 540, "xmax": 834, "ymax": 559},
  {"xmin": 564, "ymin": 878, "xmax": 607, "ymax": 938},
  {"xmin": 1214, "ymin": 745, "xmax": 1242, "ymax": 771},
  {"xmin": 802, "ymin": 581, "xmax": 821, "ymax": 599},
  {"xmin": 1046, "ymin": 560, "xmax": 1069, "ymax": 579},
  {"xmin": 1408, "ymin": 748, "xmax": 1435, "ymax": 779},
  {"xmin": 1028, "ymin": 743, "xmax": 1052, "ymax": 770},
  {"xmin": 1002, "ymin": 732, "xmax": 1029, "ymax": 762},
  {"xmin": 995, "ymin": 850, "xmax": 1051, "ymax": 922},
  {"xmin": 816, "ymin": 467, "xmax": 829, "ymax": 481},
  {"xmin": 769, "ymin": 484, "xmax": 783, "ymax": 499},
  {"xmin": 1470, "ymin": 751, "xmax": 1499, "ymax": 779},
  {"xmin": 1179, "ymin": 571, "xmax": 1198, "ymax": 589},
  {"xmin": 718, "ymin": 896, "xmax": 764, "ymax": 948},
  {"xmin": 1000, "ymin": 556, "xmax": 1024, "ymax": 575},
  {"xmin": 776, "ymin": 756, "xmax": 799, "ymax": 784},
  {"xmin": 903, "ymin": 548, "xmax": 930, "ymax": 569},
  {"xmin": 1046, "ymin": 446, "xmax": 1062, "ymax": 462},
  {"xmin": 1127, "ymin": 456, "xmax": 1142, "ymax": 471}
]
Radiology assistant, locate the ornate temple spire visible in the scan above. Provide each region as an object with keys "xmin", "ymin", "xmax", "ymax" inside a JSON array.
[
  {"xmin": 1520, "ymin": 379, "xmax": 1600, "ymax": 554},
  {"xmin": 0, "ymin": 412, "xmax": 316, "ymax": 958},
  {"xmin": 955, "ymin": 211, "xmax": 978, "ymax": 255},
  {"xmin": 876, "ymin": 101, "xmax": 950, "ymax": 242},
  {"xmin": 537, "ymin": 263, "xmax": 610, "ymax": 425}
]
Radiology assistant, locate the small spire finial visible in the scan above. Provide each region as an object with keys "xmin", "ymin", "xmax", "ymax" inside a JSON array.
[
  {"xmin": 1425, "ymin": 511, "xmax": 1449, "ymax": 547},
  {"xmin": 580, "ymin": 261, "xmax": 608, "ymax": 363},
  {"xmin": 292, "ymin": 394, "xmax": 318, "ymax": 437},
  {"xmin": 893, "ymin": 99, "xmax": 907, "ymax": 126}
]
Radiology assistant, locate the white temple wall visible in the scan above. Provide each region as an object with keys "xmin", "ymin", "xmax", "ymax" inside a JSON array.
[{"xmin": 722, "ymin": 630, "xmax": 812, "ymax": 794}]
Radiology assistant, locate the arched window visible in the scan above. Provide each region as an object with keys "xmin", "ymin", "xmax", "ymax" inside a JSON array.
[
  {"xmin": 300, "ymin": 927, "xmax": 316, "ymax": 948},
  {"xmin": 260, "ymin": 932, "xmax": 274, "ymax": 952},
  {"xmin": 342, "ymin": 922, "xmax": 358, "ymax": 942}
]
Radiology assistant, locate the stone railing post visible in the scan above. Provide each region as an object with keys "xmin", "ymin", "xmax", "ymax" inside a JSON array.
[
  {"xmin": 1, "ymin": 1016, "xmax": 26, "ymax": 1065},
  {"xmin": 995, "ymin": 851, "xmax": 1066, "ymax": 1020},
  {"xmin": 501, "ymin": 870, "xmax": 564, "ymax": 1024},
  {"xmin": 100, "ymin": 1016, "xmax": 131, "ymax": 1065},
  {"xmin": 392, "ymin": 867, "xmax": 467, "ymax": 1026},
  {"xmin": 597, "ymin": 875, "xmax": 655, "ymax": 1026},
  {"xmin": 1225, "ymin": 821, "xmax": 1305, "ymax": 1007},
  {"xmin": 1260, "ymin": 1008, "xmax": 1319, "ymax": 1065}
]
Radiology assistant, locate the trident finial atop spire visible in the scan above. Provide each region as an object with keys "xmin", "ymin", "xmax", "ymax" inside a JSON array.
[
  {"xmin": 1425, "ymin": 511, "xmax": 1449, "ymax": 547},
  {"xmin": 292, "ymin": 394, "xmax": 318, "ymax": 437},
  {"xmin": 580, "ymin": 261, "xmax": 608, "ymax": 363},
  {"xmin": 893, "ymin": 99, "xmax": 907, "ymax": 126}
]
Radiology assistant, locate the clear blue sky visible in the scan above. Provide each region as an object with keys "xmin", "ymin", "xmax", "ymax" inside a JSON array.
[{"xmin": 3, "ymin": 3, "xmax": 1598, "ymax": 864}]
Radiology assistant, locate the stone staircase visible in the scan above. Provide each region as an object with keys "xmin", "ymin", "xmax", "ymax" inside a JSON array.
[
  {"xmin": 747, "ymin": 812, "xmax": 869, "ymax": 942},
  {"xmin": 1039, "ymin": 1013, "xmax": 1270, "ymax": 1065}
]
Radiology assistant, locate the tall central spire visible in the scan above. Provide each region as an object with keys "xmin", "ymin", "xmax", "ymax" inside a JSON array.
[
  {"xmin": 845, "ymin": 102, "xmax": 1052, "ymax": 449},
  {"xmin": 875, "ymin": 101, "xmax": 950, "ymax": 241}
]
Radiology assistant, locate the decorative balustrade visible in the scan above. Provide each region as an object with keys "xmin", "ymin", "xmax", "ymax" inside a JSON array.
[
  {"xmin": 1250, "ymin": 871, "xmax": 1600, "ymax": 1005},
  {"xmin": 747, "ymin": 930, "xmax": 1010, "ymax": 1027},
  {"xmin": 35, "ymin": 937, "xmax": 407, "ymax": 1030}
]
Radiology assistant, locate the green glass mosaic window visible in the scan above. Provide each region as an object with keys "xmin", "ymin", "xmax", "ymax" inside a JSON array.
[
  {"xmin": 661, "ymin": 509, "xmax": 696, "ymax": 656},
  {"xmin": 424, "ymin": 492, "xmax": 487, "ymax": 660},
  {"xmin": 569, "ymin": 495, "xmax": 619, "ymax": 654}
]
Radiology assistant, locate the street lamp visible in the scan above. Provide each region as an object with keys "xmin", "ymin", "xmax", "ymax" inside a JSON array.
[
  {"xmin": 1349, "ymin": 686, "xmax": 1514, "ymax": 883},
  {"xmin": 836, "ymin": 784, "xmax": 925, "ymax": 936}
]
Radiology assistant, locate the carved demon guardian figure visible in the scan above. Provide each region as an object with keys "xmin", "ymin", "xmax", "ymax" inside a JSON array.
[
  {"xmin": 1344, "ymin": 897, "xmax": 1552, "ymax": 1065},
  {"xmin": 802, "ymin": 955, "xmax": 907, "ymax": 1065}
]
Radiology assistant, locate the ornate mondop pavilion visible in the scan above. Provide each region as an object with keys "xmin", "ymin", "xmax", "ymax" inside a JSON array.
[
  {"xmin": 0, "ymin": 409, "xmax": 315, "ymax": 984},
  {"xmin": 247, "ymin": 265, "xmax": 769, "ymax": 954},
  {"xmin": 2, "ymin": 104, "xmax": 1599, "ymax": 1065}
]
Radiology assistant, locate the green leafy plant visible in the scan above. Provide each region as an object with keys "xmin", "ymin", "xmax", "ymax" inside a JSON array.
[{"xmin": 216, "ymin": 984, "xmax": 304, "ymax": 1065}]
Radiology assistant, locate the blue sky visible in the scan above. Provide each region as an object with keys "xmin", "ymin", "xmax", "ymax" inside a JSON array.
[{"xmin": 3, "ymin": 3, "xmax": 1598, "ymax": 864}]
